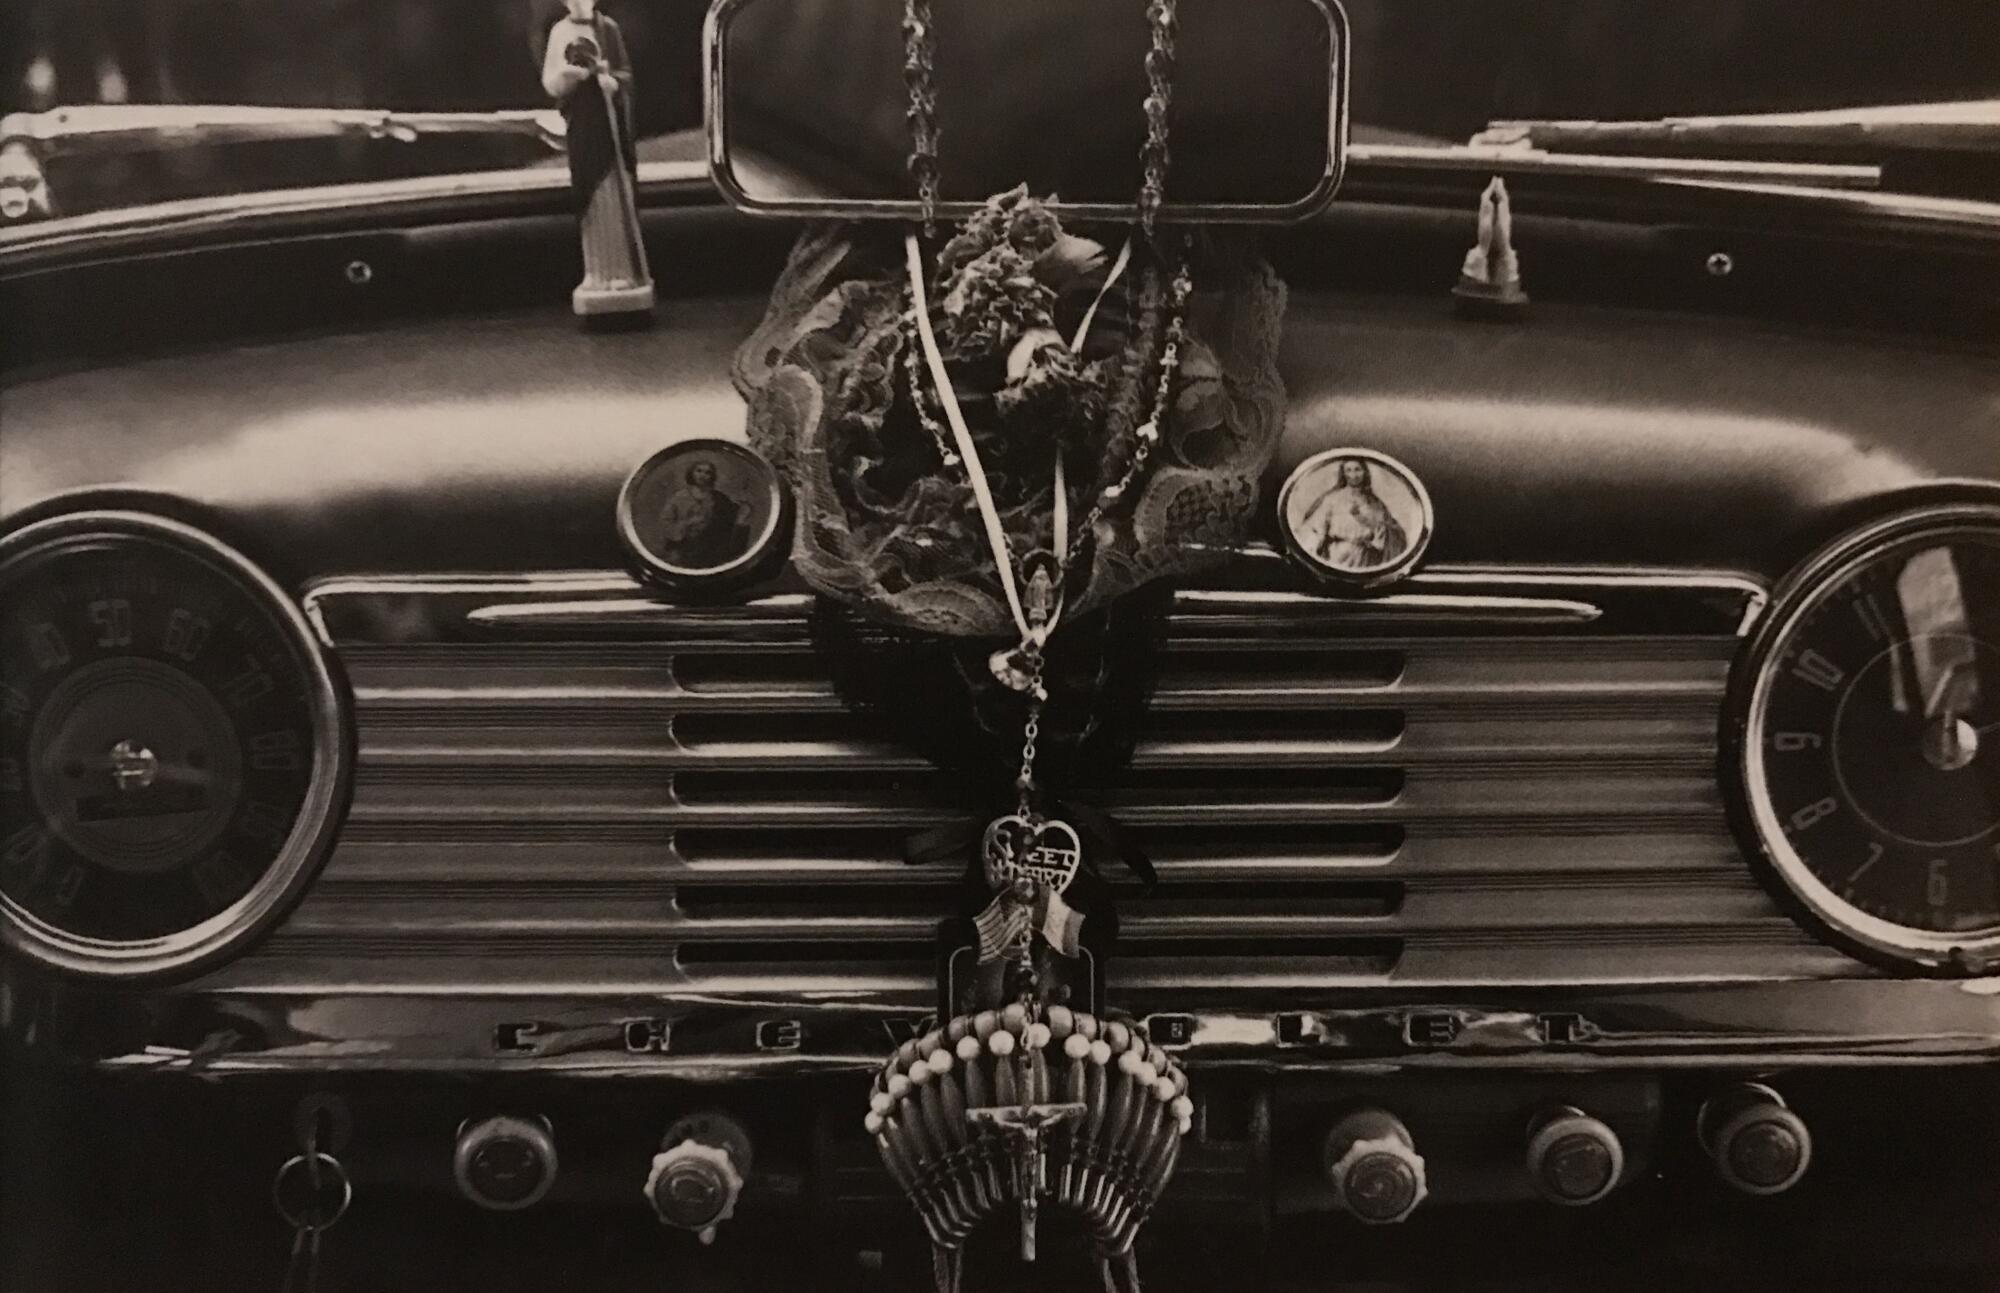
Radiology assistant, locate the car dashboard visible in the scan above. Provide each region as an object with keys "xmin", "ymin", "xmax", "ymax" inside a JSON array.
[{"xmin": 3, "ymin": 167, "xmax": 2000, "ymax": 1292}]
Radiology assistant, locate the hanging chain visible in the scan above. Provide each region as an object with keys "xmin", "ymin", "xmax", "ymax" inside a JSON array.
[
  {"xmin": 896, "ymin": 0, "xmax": 1185, "ymax": 818},
  {"xmin": 902, "ymin": 310, "xmax": 961, "ymax": 469},
  {"xmin": 1064, "ymin": 243, "xmax": 1193, "ymax": 566},
  {"xmin": 1138, "ymin": 0, "xmax": 1179, "ymax": 240},
  {"xmin": 906, "ymin": 0, "xmax": 1178, "ymax": 240},
  {"xmin": 1015, "ymin": 650, "xmax": 1046, "ymax": 816},
  {"xmin": 901, "ymin": 0, "xmax": 941, "ymax": 237}
]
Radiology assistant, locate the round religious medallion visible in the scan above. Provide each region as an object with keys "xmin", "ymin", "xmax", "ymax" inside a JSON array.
[
  {"xmin": 1276, "ymin": 448, "xmax": 1435, "ymax": 590},
  {"xmin": 618, "ymin": 439, "xmax": 791, "ymax": 594}
]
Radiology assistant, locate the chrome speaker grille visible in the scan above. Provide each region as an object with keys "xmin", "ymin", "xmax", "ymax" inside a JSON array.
[{"xmin": 205, "ymin": 569, "xmax": 1854, "ymax": 1001}]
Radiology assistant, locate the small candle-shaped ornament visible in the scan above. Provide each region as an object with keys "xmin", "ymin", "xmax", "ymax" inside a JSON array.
[{"xmin": 542, "ymin": 0, "xmax": 654, "ymax": 319}]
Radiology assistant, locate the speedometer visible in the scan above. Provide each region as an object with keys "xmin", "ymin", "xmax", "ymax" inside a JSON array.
[
  {"xmin": 0, "ymin": 512, "xmax": 348, "ymax": 979},
  {"xmin": 1735, "ymin": 503, "xmax": 2000, "ymax": 973}
]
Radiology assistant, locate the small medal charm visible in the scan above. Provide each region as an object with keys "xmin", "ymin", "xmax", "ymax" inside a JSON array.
[
  {"xmin": 988, "ymin": 645, "xmax": 1038, "ymax": 693},
  {"xmin": 1022, "ymin": 551, "xmax": 1061, "ymax": 630}
]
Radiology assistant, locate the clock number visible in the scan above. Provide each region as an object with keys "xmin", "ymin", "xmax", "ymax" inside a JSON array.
[
  {"xmin": 1927, "ymin": 858, "xmax": 1950, "ymax": 909},
  {"xmin": 0, "ymin": 685, "xmax": 27, "ymax": 725},
  {"xmin": 1849, "ymin": 841, "xmax": 1885, "ymax": 884},
  {"xmin": 1791, "ymin": 650, "xmax": 1845, "ymax": 692},
  {"xmin": 1789, "ymin": 797, "xmax": 1839, "ymax": 832},
  {"xmin": 1851, "ymin": 592, "xmax": 1894, "ymax": 642},
  {"xmin": 27, "ymin": 622, "xmax": 70, "ymax": 671},
  {"xmin": 1773, "ymin": 732, "xmax": 1824, "ymax": 752},
  {"xmin": 163, "ymin": 608, "xmax": 212, "ymax": 662},
  {"xmin": 88, "ymin": 597, "xmax": 134, "ymax": 648}
]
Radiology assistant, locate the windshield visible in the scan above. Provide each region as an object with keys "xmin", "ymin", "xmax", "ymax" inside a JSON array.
[{"xmin": 4, "ymin": 0, "xmax": 1997, "ymax": 220}]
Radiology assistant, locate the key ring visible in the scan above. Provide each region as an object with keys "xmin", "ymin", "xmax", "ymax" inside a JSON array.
[{"xmin": 273, "ymin": 1151, "xmax": 352, "ymax": 1234}]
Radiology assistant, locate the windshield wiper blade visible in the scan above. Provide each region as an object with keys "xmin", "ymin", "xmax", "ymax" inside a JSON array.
[
  {"xmin": 0, "ymin": 104, "xmax": 569, "ymax": 223},
  {"xmin": 1475, "ymin": 99, "xmax": 2000, "ymax": 156},
  {"xmin": 1, "ymin": 103, "xmax": 567, "ymax": 156},
  {"xmin": 1349, "ymin": 142, "xmax": 1878, "ymax": 191}
]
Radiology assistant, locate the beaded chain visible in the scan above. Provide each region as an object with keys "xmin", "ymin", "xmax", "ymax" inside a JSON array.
[
  {"xmin": 902, "ymin": 0, "xmax": 1178, "ymax": 233},
  {"xmin": 901, "ymin": 0, "xmax": 941, "ymax": 235},
  {"xmin": 900, "ymin": 309, "xmax": 959, "ymax": 470},
  {"xmin": 1138, "ymin": 0, "xmax": 1179, "ymax": 240},
  {"xmin": 1066, "ymin": 251, "xmax": 1192, "ymax": 566}
]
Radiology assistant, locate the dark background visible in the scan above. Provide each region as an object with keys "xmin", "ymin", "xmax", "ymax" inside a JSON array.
[{"xmin": 4, "ymin": 0, "xmax": 1997, "ymax": 142}]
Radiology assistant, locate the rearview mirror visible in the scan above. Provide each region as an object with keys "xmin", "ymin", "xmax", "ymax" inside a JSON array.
[{"xmin": 705, "ymin": 0, "xmax": 1348, "ymax": 223}]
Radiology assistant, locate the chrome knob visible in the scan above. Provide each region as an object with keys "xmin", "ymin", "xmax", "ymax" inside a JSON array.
[
  {"xmin": 646, "ymin": 1111, "xmax": 752, "ymax": 1243},
  {"xmin": 454, "ymin": 1115, "xmax": 557, "ymax": 1211},
  {"xmin": 1323, "ymin": 1108, "xmax": 1427, "ymax": 1224},
  {"xmin": 1699, "ymin": 1083, "xmax": 1811, "ymax": 1196},
  {"xmin": 1525, "ymin": 1106, "xmax": 1624, "ymax": 1206}
]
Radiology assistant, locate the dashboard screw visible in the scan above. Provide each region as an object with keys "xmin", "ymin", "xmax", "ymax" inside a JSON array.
[
  {"xmin": 1705, "ymin": 251, "xmax": 1735, "ymax": 278},
  {"xmin": 343, "ymin": 259, "xmax": 375, "ymax": 287}
]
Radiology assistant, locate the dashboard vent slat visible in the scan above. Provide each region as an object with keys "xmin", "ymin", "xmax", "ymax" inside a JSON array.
[{"xmin": 222, "ymin": 579, "xmax": 1864, "ymax": 998}]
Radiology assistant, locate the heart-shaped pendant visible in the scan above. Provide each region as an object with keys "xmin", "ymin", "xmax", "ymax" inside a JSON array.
[{"xmin": 983, "ymin": 814, "xmax": 1082, "ymax": 896}]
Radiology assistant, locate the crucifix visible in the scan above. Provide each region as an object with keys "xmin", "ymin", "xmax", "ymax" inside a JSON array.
[{"xmin": 966, "ymin": 1100, "xmax": 1086, "ymax": 1260}]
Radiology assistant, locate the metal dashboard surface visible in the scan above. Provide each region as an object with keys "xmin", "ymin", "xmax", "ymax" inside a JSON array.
[{"xmin": 2, "ymin": 293, "xmax": 1996, "ymax": 581}]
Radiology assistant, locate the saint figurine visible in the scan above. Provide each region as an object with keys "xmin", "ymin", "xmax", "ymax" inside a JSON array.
[
  {"xmin": 542, "ymin": 0, "xmax": 654, "ymax": 318},
  {"xmin": 1300, "ymin": 457, "xmax": 1409, "ymax": 572}
]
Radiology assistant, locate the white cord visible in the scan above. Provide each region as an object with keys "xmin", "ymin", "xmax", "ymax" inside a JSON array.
[
  {"xmin": 904, "ymin": 232, "xmax": 1135, "ymax": 647},
  {"xmin": 907, "ymin": 233, "xmax": 1033, "ymax": 642}
]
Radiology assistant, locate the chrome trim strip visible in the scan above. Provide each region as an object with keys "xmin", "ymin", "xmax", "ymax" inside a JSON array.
[
  {"xmin": 57, "ymin": 979, "xmax": 2000, "ymax": 1075},
  {"xmin": 0, "ymin": 511, "xmax": 351, "ymax": 980},
  {"xmin": 303, "ymin": 562, "xmax": 1766, "ymax": 645},
  {"xmin": 465, "ymin": 593, "xmax": 815, "ymax": 631}
]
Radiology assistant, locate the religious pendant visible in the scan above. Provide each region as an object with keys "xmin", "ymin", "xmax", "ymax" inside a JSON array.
[
  {"xmin": 988, "ymin": 644, "xmax": 1039, "ymax": 694},
  {"xmin": 1021, "ymin": 550, "xmax": 1061, "ymax": 629},
  {"xmin": 865, "ymin": 1006, "xmax": 1194, "ymax": 1290}
]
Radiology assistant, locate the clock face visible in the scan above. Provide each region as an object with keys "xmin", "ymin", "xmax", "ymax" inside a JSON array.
[{"xmin": 1742, "ymin": 510, "xmax": 2000, "ymax": 970}]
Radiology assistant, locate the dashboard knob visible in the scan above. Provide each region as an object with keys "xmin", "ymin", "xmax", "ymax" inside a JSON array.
[
  {"xmin": 1524, "ymin": 1106, "xmax": 1624, "ymax": 1206},
  {"xmin": 1322, "ymin": 1108, "xmax": 1428, "ymax": 1224},
  {"xmin": 453, "ymin": 1116, "xmax": 557, "ymax": 1211},
  {"xmin": 646, "ymin": 1111, "xmax": 753, "ymax": 1242},
  {"xmin": 1699, "ymin": 1083, "xmax": 1812, "ymax": 1196}
]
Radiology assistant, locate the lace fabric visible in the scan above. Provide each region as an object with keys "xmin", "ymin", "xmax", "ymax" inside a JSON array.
[{"xmin": 735, "ymin": 221, "xmax": 1287, "ymax": 637}]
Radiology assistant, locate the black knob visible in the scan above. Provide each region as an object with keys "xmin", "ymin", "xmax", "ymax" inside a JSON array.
[
  {"xmin": 1323, "ymin": 1108, "xmax": 1427, "ymax": 1224},
  {"xmin": 1699, "ymin": 1083, "xmax": 1811, "ymax": 1196},
  {"xmin": 454, "ymin": 1116, "xmax": 557, "ymax": 1211},
  {"xmin": 1524, "ymin": 1106, "xmax": 1623, "ymax": 1206}
]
